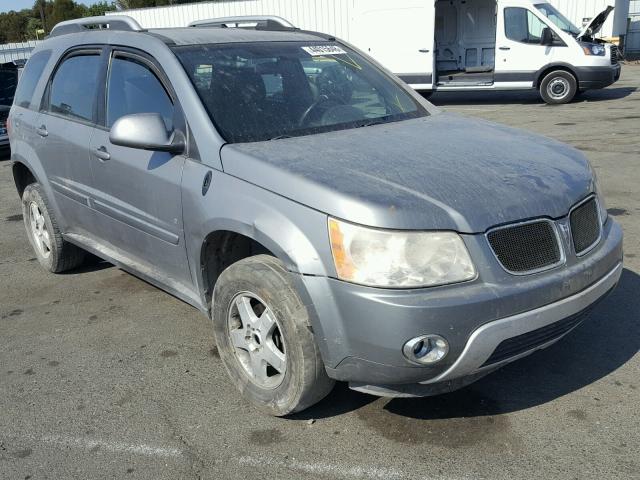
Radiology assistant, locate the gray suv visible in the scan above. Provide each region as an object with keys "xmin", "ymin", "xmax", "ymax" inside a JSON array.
[{"xmin": 8, "ymin": 16, "xmax": 623, "ymax": 416}]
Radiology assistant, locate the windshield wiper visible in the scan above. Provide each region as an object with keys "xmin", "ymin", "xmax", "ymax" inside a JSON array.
[
  {"xmin": 356, "ymin": 118, "xmax": 388, "ymax": 128},
  {"xmin": 267, "ymin": 134, "xmax": 294, "ymax": 141}
]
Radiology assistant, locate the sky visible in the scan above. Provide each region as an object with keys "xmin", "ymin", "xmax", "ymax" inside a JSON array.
[{"xmin": 0, "ymin": 0, "xmax": 102, "ymax": 13}]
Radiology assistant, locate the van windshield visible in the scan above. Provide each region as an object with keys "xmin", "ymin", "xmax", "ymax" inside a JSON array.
[
  {"xmin": 173, "ymin": 41, "xmax": 428, "ymax": 143},
  {"xmin": 535, "ymin": 3, "xmax": 581, "ymax": 36}
]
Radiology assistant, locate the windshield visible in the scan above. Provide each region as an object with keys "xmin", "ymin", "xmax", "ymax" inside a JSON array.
[
  {"xmin": 173, "ymin": 41, "xmax": 428, "ymax": 143},
  {"xmin": 535, "ymin": 3, "xmax": 581, "ymax": 35}
]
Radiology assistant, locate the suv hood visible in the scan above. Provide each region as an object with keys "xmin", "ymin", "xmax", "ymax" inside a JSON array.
[
  {"xmin": 221, "ymin": 113, "xmax": 593, "ymax": 233},
  {"xmin": 577, "ymin": 6, "xmax": 614, "ymax": 40}
]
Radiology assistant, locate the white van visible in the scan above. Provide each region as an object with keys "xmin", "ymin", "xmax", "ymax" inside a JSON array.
[{"xmin": 188, "ymin": 0, "xmax": 621, "ymax": 104}]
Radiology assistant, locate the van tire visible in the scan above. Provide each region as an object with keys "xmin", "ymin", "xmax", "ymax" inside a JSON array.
[
  {"xmin": 22, "ymin": 183, "xmax": 86, "ymax": 273},
  {"xmin": 212, "ymin": 254, "xmax": 335, "ymax": 416},
  {"xmin": 539, "ymin": 70, "xmax": 577, "ymax": 105}
]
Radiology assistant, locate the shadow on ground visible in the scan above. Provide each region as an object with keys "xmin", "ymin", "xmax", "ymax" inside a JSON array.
[
  {"xmin": 429, "ymin": 86, "xmax": 636, "ymax": 106},
  {"xmin": 297, "ymin": 268, "xmax": 639, "ymax": 422}
]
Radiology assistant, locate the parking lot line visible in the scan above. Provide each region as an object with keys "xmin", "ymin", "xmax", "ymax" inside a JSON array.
[{"xmin": 38, "ymin": 434, "xmax": 184, "ymax": 458}]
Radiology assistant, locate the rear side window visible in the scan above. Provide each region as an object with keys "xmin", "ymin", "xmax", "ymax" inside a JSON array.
[
  {"xmin": 14, "ymin": 50, "xmax": 51, "ymax": 109},
  {"xmin": 106, "ymin": 55, "xmax": 174, "ymax": 129},
  {"xmin": 48, "ymin": 53, "xmax": 101, "ymax": 122},
  {"xmin": 504, "ymin": 7, "xmax": 549, "ymax": 44}
]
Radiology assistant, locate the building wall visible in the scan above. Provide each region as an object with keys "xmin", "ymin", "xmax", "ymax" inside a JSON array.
[
  {"xmin": 627, "ymin": 0, "xmax": 640, "ymax": 54},
  {"xmin": 0, "ymin": 41, "xmax": 41, "ymax": 64},
  {"xmin": 107, "ymin": 0, "xmax": 629, "ymax": 39}
]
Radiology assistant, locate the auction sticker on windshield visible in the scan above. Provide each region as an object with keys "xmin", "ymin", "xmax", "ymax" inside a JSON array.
[{"xmin": 302, "ymin": 45, "xmax": 347, "ymax": 56}]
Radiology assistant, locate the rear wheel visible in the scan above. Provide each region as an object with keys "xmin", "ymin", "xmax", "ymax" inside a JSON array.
[
  {"xmin": 539, "ymin": 70, "xmax": 577, "ymax": 105},
  {"xmin": 212, "ymin": 255, "xmax": 334, "ymax": 416},
  {"xmin": 22, "ymin": 183, "xmax": 85, "ymax": 273}
]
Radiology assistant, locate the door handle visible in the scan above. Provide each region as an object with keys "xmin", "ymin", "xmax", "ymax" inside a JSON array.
[
  {"xmin": 419, "ymin": 49, "xmax": 430, "ymax": 53},
  {"xmin": 36, "ymin": 125, "xmax": 48, "ymax": 137},
  {"xmin": 94, "ymin": 146, "xmax": 111, "ymax": 161},
  {"xmin": 499, "ymin": 46, "xmax": 511, "ymax": 51}
]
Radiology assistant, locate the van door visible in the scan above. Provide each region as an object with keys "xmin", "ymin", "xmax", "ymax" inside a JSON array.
[
  {"xmin": 495, "ymin": 6, "xmax": 557, "ymax": 87},
  {"xmin": 351, "ymin": 0, "xmax": 434, "ymax": 90},
  {"xmin": 88, "ymin": 49, "xmax": 192, "ymax": 288}
]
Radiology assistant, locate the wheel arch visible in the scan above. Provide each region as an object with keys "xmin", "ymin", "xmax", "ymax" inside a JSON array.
[
  {"xmin": 534, "ymin": 63, "xmax": 579, "ymax": 88},
  {"xmin": 12, "ymin": 160, "xmax": 39, "ymax": 198},
  {"xmin": 196, "ymin": 215, "xmax": 331, "ymax": 312}
]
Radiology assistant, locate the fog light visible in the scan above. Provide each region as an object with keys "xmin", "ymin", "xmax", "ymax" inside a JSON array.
[{"xmin": 403, "ymin": 335, "xmax": 449, "ymax": 365}]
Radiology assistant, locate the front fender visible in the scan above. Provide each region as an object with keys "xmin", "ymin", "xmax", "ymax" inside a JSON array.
[{"xmin": 181, "ymin": 162, "xmax": 336, "ymax": 302}]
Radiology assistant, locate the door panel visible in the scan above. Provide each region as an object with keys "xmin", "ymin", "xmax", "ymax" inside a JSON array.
[
  {"xmin": 36, "ymin": 51, "xmax": 103, "ymax": 235},
  {"xmin": 352, "ymin": 0, "xmax": 434, "ymax": 87},
  {"xmin": 88, "ymin": 51, "xmax": 191, "ymax": 285},
  {"xmin": 496, "ymin": 7, "xmax": 556, "ymax": 84}
]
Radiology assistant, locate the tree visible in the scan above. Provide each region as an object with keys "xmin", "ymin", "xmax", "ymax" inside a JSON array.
[{"xmin": 87, "ymin": 1, "xmax": 115, "ymax": 16}]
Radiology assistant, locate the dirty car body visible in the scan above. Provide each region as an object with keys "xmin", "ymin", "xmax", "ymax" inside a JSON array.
[{"xmin": 8, "ymin": 17, "xmax": 623, "ymax": 411}]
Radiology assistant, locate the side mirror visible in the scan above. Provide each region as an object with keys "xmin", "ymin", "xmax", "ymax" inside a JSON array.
[
  {"xmin": 109, "ymin": 112, "xmax": 185, "ymax": 154},
  {"xmin": 540, "ymin": 27, "xmax": 554, "ymax": 46}
]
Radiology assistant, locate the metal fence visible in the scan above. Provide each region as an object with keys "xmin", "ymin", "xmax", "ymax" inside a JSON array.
[{"xmin": 0, "ymin": 40, "xmax": 42, "ymax": 64}]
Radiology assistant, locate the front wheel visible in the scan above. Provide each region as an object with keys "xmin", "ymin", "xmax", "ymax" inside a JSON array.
[
  {"xmin": 212, "ymin": 255, "xmax": 335, "ymax": 416},
  {"xmin": 539, "ymin": 70, "xmax": 577, "ymax": 105}
]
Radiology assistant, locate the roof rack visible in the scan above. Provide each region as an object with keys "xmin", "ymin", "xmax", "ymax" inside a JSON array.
[
  {"xmin": 49, "ymin": 15, "xmax": 144, "ymax": 38},
  {"xmin": 188, "ymin": 16, "xmax": 296, "ymax": 31}
]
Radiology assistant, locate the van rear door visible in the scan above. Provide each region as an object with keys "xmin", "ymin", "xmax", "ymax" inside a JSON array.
[{"xmin": 351, "ymin": 0, "xmax": 434, "ymax": 90}]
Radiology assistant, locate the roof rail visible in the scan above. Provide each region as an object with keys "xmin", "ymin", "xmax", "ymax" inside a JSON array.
[
  {"xmin": 188, "ymin": 15, "xmax": 296, "ymax": 31},
  {"xmin": 49, "ymin": 15, "xmax": 144, "ymax": 38}
]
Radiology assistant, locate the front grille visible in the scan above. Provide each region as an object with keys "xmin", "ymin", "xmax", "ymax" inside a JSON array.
[
  {"xmin": 487, "ymin": 221, "xmax": 561, "ymax": 273},
  {"xmin": 610, "ymin": 45, "xmax": 619, "ymax": 65},
  {"xmin": 570, "ymin": 197, "xmax": 601, "ymax": 255}
]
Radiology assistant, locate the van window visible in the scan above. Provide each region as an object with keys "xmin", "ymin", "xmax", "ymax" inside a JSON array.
[
  {"xmin": 48, "ymin": 53, "xmax": 101, "ymax": 122},
  {"xmin": 504, "ymin": 8, "xmax": 549, "ymax": 44},
  {"xmin": 107, "ymin": 55, "xmax": 174, "ymax": 129},
  {"xmin": 13, "ymin": 50, "xmax": 51, "ymax": 109}
]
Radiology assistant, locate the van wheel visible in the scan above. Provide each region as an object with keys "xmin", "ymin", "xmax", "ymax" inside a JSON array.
[
  {"xmin": 22, "ymin": 183, "xmax": 85, "ymax": 273},
  {"xmin": 539, "ymin": 70, "xmax": 577, "ymax": 105},
  {"xmin": 212, "ymin": 254, "xmax": 335, "ymax": 416}
]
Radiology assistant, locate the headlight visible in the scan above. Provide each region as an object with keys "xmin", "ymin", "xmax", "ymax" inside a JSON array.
[
  {"xmin": 581, "ymin": 43, "xmax": 606, "ymax": 56},
  {"xmin": 328, "ymin": 218, "xmax": 476, "ymax": 288}
]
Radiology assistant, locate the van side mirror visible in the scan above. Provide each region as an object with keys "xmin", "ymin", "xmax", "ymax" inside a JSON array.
[
  {"xmin": 540, "ymin": 27, "xmax": 554, "ymax": 46},
  {"xmin": 109, "ymin": 113, "xmax": 185, "ymax": 154}
]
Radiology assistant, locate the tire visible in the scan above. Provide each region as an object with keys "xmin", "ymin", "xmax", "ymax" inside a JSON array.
[
  {"xmin": 539, "ymin": 70, "xmax": 577, "ymax": 105},
  {"xmin": 212, "ymin": 254, "xmax": 335, "ymax": 416},
  {"xmin": 22, "ymin": 183, "xmax": 85, "ymax": 273}
]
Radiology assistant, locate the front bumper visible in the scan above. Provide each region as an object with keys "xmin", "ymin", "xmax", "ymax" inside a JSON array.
[
  {"xmin": 296, "ymin": 219, "xmax": 623, "ymax": 388},
  {"xmin": 576, "ymin": 65, "xmax": 621, "ymax": 90}
]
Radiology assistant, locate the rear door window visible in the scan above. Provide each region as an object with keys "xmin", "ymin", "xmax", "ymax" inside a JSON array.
[
  {"xmin": 48, "ymin": 53, "xmax": 101, "ymax": 123},
  {"xmin": 106, "ymin": 54, "xmax": 174, "ymax": 129}
]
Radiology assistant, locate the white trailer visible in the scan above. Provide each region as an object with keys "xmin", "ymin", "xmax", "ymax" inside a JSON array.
[{"xmin": 109, "ymin": 0, "xmax": 623, "ymax": 104}]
